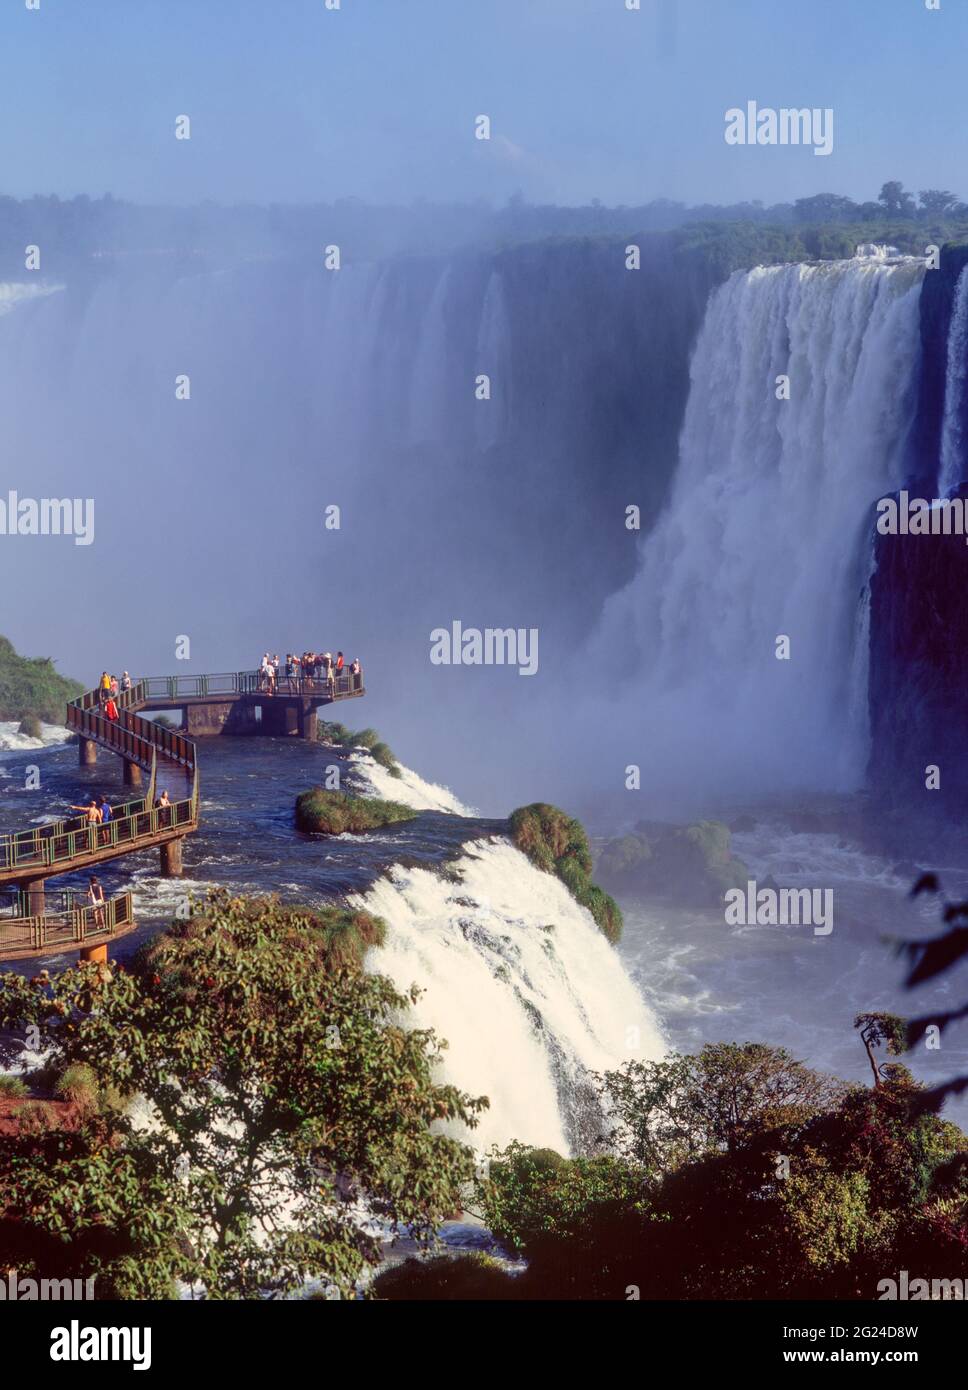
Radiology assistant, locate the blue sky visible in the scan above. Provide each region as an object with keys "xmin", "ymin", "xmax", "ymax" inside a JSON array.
[{"xmin": 0, "ymin": 0, "xmax": 963, "ymax": 207}]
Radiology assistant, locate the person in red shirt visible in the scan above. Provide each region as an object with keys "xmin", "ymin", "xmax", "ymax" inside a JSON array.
[{"xmin": 103, "ymin": 697, "xmax": 120, "ymax": 722}]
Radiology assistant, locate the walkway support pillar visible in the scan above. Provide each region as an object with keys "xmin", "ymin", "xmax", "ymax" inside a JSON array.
[
  {"xmin": 79, "ymin": 738, "xmax": 97, "ymax": 767},
  {"xmin": 22, "ymin": 879, "xmax": 45, "ymax": 916},
  {"xmin": 80, "ymin": 942, "xmax": 108, "ymax": 965},
  {"xmin": 159, "ymin": 838, "xmax": 184, "ymax": 878},
  {"xmin": 123, "ymin": 759, "xmax": 142, "ymax": 788}
]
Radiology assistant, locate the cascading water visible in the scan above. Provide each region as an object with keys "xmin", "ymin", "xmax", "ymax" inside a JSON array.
[
  {"xmin": 353, "ymin": 838, "xmax": 665, "ymax": 1155},
  {"xmin": 594, "ymin": 254, "xmax": 925, "ymax": 802},
  {"xmin": 938, "ymin": 264, "xmax": 968, "ymax": 496}
]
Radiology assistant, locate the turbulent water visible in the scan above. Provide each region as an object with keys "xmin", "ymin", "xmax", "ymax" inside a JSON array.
[
  {"xmin": 0, "ymin": 734, "xmax": 659, "ymax": 1155},
  {"xmin": 593, "ymin": 255, "xmax": 925, "ymax": 805},
  {"xmin": 354, "ymin": 838, "xmax": 664, "ymax": 1153}
]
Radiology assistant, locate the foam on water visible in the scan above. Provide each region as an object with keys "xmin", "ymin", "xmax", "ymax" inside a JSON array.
[
  {"xmin": 353, "ymin": 837, "xmax": 664, "ymax": 1154},
  {"xmin": 347, "ymin": 749, "xmax": 475, "ymax": 816}
]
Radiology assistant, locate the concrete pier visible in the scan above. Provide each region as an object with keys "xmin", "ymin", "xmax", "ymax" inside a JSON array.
[
  {"xmin": 159, "ymin": 838, "xmax": 184, "ymax": 877},
  {"xmin": 79, "ymin": 737, "xmax": 97, "ymax": 766}
]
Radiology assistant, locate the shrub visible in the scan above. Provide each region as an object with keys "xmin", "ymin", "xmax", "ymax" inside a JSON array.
[
  {"xmin": 372, "ymin": 1252, "xmax": 516, "ymax": 1301},
  {"xmin": 17, "ymin": 714, "xmax": 43, "ymax": 739},
  {"xmin": 0, "ymin": 1074, "xmax": 28, "ymax": 1099},
  {"xmin": 53, "ymin": 1063, "xmax": 100, "ymax": 1115},
  {"xmin": 509, "ymin": 803, "xmax": 622, "ymax": 943},
  {"xmin": 295, "ymin": 788, "xmax": 417, "ymax": 835}
]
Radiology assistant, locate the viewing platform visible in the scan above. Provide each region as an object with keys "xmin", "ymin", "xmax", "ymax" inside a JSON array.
[
  {"xmin": 136, "ymin": 668, "xmax": 365, "ymax": 739},
  {"xmin": 0, "ymin": 662, "xmax": 365, "ymax": 962}
]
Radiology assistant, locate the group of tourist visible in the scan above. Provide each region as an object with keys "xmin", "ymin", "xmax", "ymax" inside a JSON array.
[
  {"xmin": 69, "ymin": 788, "xmax": 172, "ymax": 843},
  {"xmin": 258, "ymin": 651, "xmax": 362, "ymax": 695},
  {"xmin": 96, "ymin": 669, "xmax": 132, "ymax": 723}
]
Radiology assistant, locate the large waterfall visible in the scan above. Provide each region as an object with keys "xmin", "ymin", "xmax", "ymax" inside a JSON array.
[
  {"xmin": 353, "ymin": 838, "xmax": 664, "ymax": 1155},
  {"xmin": 592, "ymin": 255, "xmax": 925, "ymax": 804}
]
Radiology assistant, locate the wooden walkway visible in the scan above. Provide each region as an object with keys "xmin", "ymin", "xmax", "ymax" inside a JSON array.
[{"xmin": 0, "ymin": 668, "xmax": 364, "ymax": 961}]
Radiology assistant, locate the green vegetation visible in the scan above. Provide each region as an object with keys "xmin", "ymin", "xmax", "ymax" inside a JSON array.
[
  {"xmin": 136, "ymin": 891, "xmax": 387, "ymax": 978},
  {"xmin": 372, "ymin": 1251, "xmax": 513, "ymax": 1301},
  {"xmin": 597, "ymin": 819, "xmax": 752, "ymax": 906},
  {"xmin": 0, "ymin": 891, "xmax": 486, "ymax": 1298},
  {"xmin": 17, "ymin": 714, "xmax": 43, "ymax": 739},
  {"xmin": 0, "ymin": 635, "xmax": 83, "ymax": 724},
  {"xmin": 375, "ymin": 1034, "xmax": 968, "ymax": 1301},
  {"xmin": 296, "ymin": 787, "xmax": 417, "ymax": 836},
  {"xmin": 0, "ymin": 1074, "xmax": 28, "ymax": 1100},
  {"xmin": 319, "ymin": 720, "xmax": 402, "ymax": 777},
  {"xmin": 508, "ymin": 803, "xmax": 623, "ymax": 944}
]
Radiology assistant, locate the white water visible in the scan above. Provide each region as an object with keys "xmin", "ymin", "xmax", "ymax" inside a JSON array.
[
  {"xmin": 939, "ymin": 265, "xmax": 968, "ymax": 496},
  {"xmin": 354, "ymin": 837, "xmax": 664, "ymax": 1155},
  {"xmin": 595, "ymin": 255, "xmax": 924, "ymax": 802},
  {"xmin": 347, "ymin": 748, "xmax": 475, "ymax": 816},
  {"xmin": 0, "ymin": 720, "xmax": 73, "ymax": 755}
]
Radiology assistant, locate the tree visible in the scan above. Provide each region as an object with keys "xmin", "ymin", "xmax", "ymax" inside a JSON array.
[
  {"xmin": 793, "ymin": 193, "xmax": 860, "ymax": 225},
  {"xmin": 901, "ymin": 875, "xmax": 968, "ymax": 1112},
  {"xmin": 597, "ymin": 1042, "xmax": 844, "ymax": 1172},
  {"xmin": 0, "ymin": 892, "xmax": 487, "ymax": 1298},
  {"xmin": 878, "ymin": 181, "xmax": 916, "ymax": 219},
  {"xmin": 918, "ymin": 189, "xmax": 960, "ymax": 219},
  {"xmin": 854, "ymin": 1012, "xmax": 908, "ymax": 1087}
]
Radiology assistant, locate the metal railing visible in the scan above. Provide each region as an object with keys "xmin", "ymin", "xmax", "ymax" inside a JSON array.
[
  {"xmin": 0, "ymin": 890, "xmax": 134, "ymax": 955},
  {"xmin": 139, "ymin": 669, "xmax": 364, "ymax": 701},
  {"xmin": 1, "ymin": 683, "xmax": 199, "ymax": 878}
]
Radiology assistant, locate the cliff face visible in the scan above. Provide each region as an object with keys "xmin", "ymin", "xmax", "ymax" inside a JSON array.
[
  {"xmin": 867, "ymin": 244, "xmax": 968, "ymax": 809},
  {"xmin": 868, "ymin": 487, "xmax": 968, "ymax": 808}
]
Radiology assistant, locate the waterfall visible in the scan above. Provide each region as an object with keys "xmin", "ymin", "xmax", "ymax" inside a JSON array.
[
  {"xmin": 595, "ymin": 255, "xmax": 925, "ymax": 801},
  {"xmin": 939, "ymin": 265, "xmax": 968, "ymax": 496},
  {"xmin": 353, "ymin": 838, "xmax": 664, "ymax": 1155}
]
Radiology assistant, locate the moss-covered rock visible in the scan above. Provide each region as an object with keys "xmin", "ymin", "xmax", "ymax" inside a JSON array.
[
  {"xmin": 17, "ymin": 713, "xmax": 43, "ymax": 739},
  {"xmin": 597, "ymin": 819, "xmax": 751, "ymax": 906},
  {"xmin": 295, "ymin": 788, "xmax": 417, "ymax": 835},
  {"xmin": 509, "ymin": 803, "xmax": 623, "ymax": 944}
]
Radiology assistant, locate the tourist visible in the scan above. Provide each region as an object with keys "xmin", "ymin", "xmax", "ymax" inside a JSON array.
[
  {"xmin": 121, "ymin": 671, "xmax": 132, "ymax": 693},
  {"xmin": 155, "ymin": 788, "xmax": 171, "ymax": 827},
  {"xmin": 99, "ymin": 795, "xmax": 112, "ymax": 844},
  {"xmin": 71, "ymin": 798, "xmax": 102, "ymax": 827},
  {"xmin": 351, "ymin": 657, "xmax": 362, "ymax": 690},
  {"xmin": 109, "ymin": 674, "xmax": 119, "ymax": 697},
  {"xmin": 103, "ymin": 696, "xmax": 120, "ymax": 722},
  {"xmin": 335, "ymin": 651, "xmax": 344, "ymax": 687},
  {"xmin": 88, "ymin": 876, "xmax": 105, "ymax": 930}
]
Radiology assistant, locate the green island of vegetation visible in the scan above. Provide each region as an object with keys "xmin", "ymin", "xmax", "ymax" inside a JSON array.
[
  {"xmin": 509, "ymin": 802, "xmax": 623, "ymax": 945},
  {"xmin": 0, "ymin": 635, "xmax": 82, "ymax": 726},
  {"xmin": 296, "ymin": 786, "xmax": 417, "ymax": 835},
  {"xmin": 318, "ymin": 719, "xmax": 402, "ymax": 778}
]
